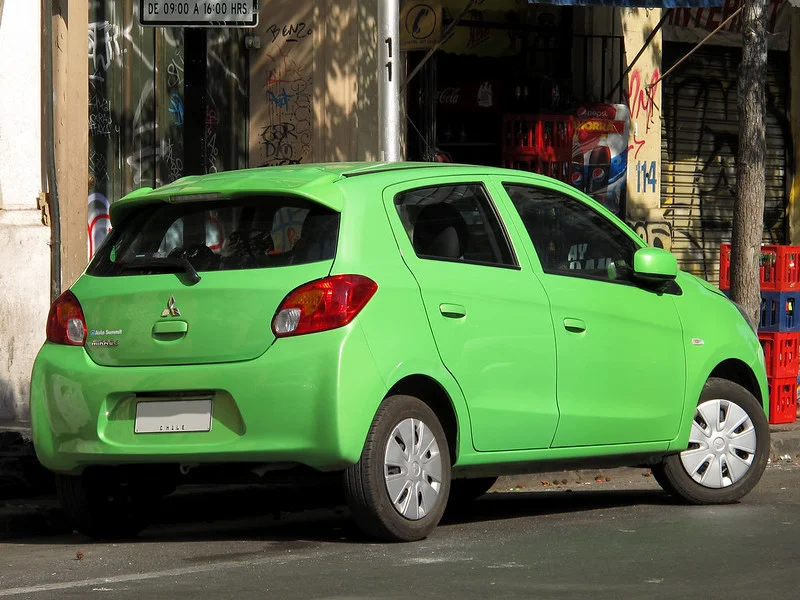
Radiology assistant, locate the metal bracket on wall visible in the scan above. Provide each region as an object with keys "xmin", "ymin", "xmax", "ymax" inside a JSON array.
[
  {"xmin": 244, "ymin": 36, "xmax": 260, "ymax": 50},
  {"xmin": 37, "ymin": 192, "xmax": 50, "ymax": 227}
]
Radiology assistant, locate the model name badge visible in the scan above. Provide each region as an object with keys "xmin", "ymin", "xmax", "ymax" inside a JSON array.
[
  {"xmin": 90, "ymin": 339, "xmax": 119, "ymax": 347},
  {"xmin": 90, "ymin": 329, "xmax": 123, "ymax": 336}
]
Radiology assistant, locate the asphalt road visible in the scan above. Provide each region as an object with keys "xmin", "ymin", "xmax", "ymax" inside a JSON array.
[{"xmin": 0, "ymin": 463, "xmax": 798, "ymax": 600}]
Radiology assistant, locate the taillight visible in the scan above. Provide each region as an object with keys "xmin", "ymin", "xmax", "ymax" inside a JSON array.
[
  {"xmin": 272, "ymin": 275, "xmax": 378, "ymax": 337},
  {"xmin": 46, "ymin": 291, "xmax": 87, "ymax": 346}
]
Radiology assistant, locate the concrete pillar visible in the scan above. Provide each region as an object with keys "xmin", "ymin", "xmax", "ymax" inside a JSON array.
[
  {"xmin": 52, "ymin": 0, "xmax": 89, "ymax": 288},
  {"xmin": 620, "ymin": 9, "xmax": 666, "ymax": 244},
  {"xmin": 0, "ymin": 0, "xmax": 49, "ymax": 426}
]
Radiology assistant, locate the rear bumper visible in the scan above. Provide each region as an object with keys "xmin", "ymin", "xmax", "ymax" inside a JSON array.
[{"xmin": 30, "ymin": 323, "xmax": 385, "ymax": 474}]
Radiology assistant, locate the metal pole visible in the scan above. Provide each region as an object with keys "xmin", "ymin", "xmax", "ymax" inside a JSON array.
[
  {"xmin": 184, "ymin": 27, "xmax": 208, "ymax": 175},
  {"xmin": 378, "ymin": 0, "xmax": 401, "ymax": 162}
]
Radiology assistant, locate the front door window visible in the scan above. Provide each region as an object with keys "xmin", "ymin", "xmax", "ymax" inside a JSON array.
[{"xmin": 504, "ymin": 184, "xmax": 638, "ymax": 281}]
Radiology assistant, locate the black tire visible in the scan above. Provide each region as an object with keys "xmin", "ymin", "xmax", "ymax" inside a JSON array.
[
  {"xmin": 651, "ymin": 377, "xmax": 769, "ymax": 504},
  {"xmin": 449, "ymin": 477, "xmax": 498, "ymax": 506},
  {"xmin": 344, "ymin": 395, "xmax": 451, "ymax": 542},
  {"xmin": 56, "ymin": 471, "xmax": 154, "ymax": 539}
]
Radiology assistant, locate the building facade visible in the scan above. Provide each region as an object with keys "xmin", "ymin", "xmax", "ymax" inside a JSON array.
[{"xmin": 0, "ymin": 1, "xmax": 49, "ymax": 429}]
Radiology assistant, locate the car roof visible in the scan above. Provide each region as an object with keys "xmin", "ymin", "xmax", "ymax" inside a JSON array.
[{"xmin": 109, "ymin": 162, "xmax": 555, "ymax": 225}]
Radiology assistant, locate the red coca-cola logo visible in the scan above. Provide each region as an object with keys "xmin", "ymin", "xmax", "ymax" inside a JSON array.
[{"xmin": 437, "ymin": 87, "xmax": 460, "ymax": 104}]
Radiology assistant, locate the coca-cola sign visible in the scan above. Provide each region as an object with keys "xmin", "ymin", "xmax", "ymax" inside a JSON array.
[
  {"xmin": 436, "ymin": 87, "xmax": 461, "ymax": 104},
  {"xmin": 434, "ymin": 82, "xmax": 501, "ymax": 110}
]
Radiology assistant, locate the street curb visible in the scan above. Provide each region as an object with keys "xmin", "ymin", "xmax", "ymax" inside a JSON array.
[
  {"xmin": 1, "ymin": 425, "xmax": 798, "ymax": 540},
  {"xmin": 767, "ymin": 423, "xmax": 800, "ymax": 461}
]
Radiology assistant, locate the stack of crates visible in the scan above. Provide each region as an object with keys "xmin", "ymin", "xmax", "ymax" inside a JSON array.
[
  {"xmin": 500, "ymin": 114, "xmax": 573, "ymax": 180},
  {"xmin": 720, "ymin": 244, "xmax": 800, "ymax": 423}
]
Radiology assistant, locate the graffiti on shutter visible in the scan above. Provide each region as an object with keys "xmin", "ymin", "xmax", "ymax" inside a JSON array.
[{"xmin": 659, "ymin": 44, "xmax": 790, "ymax": 283}]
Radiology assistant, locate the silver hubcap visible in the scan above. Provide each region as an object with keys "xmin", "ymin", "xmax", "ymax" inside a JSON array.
[
  {"xmin": 680, "ymin": 398, "xmax": 757, "ymax": 488},
  {"xmin": 383, "ymin": 418, "xmax": 443, "ymax": 520}
]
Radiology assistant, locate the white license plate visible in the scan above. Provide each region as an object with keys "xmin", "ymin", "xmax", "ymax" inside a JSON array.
[{"xmin": 134, "ymin": 399, "xmax": 213, "ymax": 434}]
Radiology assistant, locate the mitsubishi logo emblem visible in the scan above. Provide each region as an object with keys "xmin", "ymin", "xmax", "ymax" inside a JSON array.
[{"xmin": 161, "ymin": 296, "xmax": 181, "ymax": 317}]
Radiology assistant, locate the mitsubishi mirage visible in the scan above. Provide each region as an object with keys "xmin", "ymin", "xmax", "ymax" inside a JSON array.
[{"xmin": 31, "ymin": 162, "xmax": 770, "ymax": 542}]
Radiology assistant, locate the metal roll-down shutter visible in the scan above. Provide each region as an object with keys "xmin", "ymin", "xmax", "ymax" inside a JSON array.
[{"xmin": 660, "ymin": 44, "xmax": 790, "ymax": 283}]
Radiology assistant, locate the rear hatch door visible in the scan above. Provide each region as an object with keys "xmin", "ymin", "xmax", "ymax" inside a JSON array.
[{"xmin": 77, "ymin": 194, "xmax": 339, "ymax": 367}]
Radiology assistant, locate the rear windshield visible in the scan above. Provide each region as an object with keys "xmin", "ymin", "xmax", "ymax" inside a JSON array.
[{"xmin": 87, "ymin": 196, "xmax": 339, "ymax": 276}]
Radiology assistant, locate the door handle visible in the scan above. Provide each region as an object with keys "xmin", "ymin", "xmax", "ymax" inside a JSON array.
[
  {"xmin": 563, "ymin": 318, "xmax": 586, "ymax": 333},
  {"xmin": 152, "ymin": 320, "xmax": 189, "ymax": 338},
  {"xmin": 439, "ymin": 303, "xmax": 467, "ymax": 318}
]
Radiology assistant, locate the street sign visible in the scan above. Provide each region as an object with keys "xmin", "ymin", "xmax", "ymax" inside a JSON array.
[{"xmin": 139, "ymin": 1, "xmax": 258, "ymax": 27}]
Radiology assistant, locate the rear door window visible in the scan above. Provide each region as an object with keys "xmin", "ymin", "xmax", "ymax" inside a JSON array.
[
  {"xmin": 88, "ymin": 197, "xmax": 339, "ymax": 276},
  {"xmin": 393, "ymin": 183, "xmax": 516, "ymax": 268}
]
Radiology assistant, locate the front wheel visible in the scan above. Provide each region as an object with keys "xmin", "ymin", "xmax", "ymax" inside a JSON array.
[
  {"xmin": 652, "ymin": 377, "xmax": 769, "ymax": 504},
  {"xmin": 344, "ymin": 395, "xmax": 451, "ymax": 542}
]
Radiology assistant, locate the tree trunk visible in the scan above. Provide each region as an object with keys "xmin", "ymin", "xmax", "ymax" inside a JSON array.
[{"xmin": 730, "ymin": 0, "xmax": 768, "ymax": 328}]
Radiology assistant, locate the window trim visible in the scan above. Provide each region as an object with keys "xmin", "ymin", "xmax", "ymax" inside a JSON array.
[{"xmin": 393, "ymin": 181, "xmax": 521, "ymax": 270}]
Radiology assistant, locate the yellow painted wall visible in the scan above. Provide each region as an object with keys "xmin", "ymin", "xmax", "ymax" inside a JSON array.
[
  {"xmin": 54, "ymin": 0, "xmax": 89, "ymax": 288},
  {"xmin": 620, "ymin": 9, "xmax": 670, "ymax": 250},
  {"xmin": 249, "ymin": 0, "xmax": 383, "ymax": 167},
  {"xmin": 249, "ymin": 0, "xmax": 315, "ymax": 166}
]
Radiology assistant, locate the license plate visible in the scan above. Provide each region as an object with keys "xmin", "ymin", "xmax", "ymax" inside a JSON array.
[{"xmin": 134, "ymin": 399, "xmax": 213, "ymax": 434}]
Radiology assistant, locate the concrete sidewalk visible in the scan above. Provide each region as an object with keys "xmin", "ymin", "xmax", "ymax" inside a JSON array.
[{"xmin": 2, "ymin": 422, "xmax": 799, "ymax": 541}]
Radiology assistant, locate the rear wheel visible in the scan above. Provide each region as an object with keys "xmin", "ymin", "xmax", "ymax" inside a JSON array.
[
  {"xmin": 344, "ymin": 395, "xmax": 451, "ymax": 542},
  {"xmin": 56, "ymin": 470, "xmax": 159, "ymax": 539},
  {"xmin": 652, "ymin": 377, "xmax": 769, "ymax": 504}
]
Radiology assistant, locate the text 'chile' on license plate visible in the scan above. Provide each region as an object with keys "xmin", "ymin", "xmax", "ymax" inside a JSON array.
[{"xmin": 134, "ymin": 399, "xmax": 213, "ymax": 434}]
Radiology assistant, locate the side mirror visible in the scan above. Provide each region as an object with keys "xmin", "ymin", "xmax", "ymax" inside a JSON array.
[{"xmin": 633, "ymin": 247, "xmax": 678, "ymax": 281}]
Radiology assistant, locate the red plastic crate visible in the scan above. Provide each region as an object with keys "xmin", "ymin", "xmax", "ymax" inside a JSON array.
[
  {"xmin": 758, "ymin": 332, "xmax": 800, "ymax": 378},
  {"xmin": 502, "ymin": 156, "xmax": 571, "ymax": 182},
  {"xmin": 767, "ymin": 377, "xmax": 798, "ymax": 424},
  {"xmin": 719, "ymin": 244, "xmax": 800, "ymax": 291},
  {"xmin": 502, "ymin": 114, "xmax": 574, "ymax": 163}
]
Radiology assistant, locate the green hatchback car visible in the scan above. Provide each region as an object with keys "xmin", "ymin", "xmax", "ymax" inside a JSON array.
[{"xmin": 31, "ymin": 162, "xmax": 769, "ymax": 541}]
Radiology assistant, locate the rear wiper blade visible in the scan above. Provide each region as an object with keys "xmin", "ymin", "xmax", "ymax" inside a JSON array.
[{"xmin": 120, "ymin": 257, "xmax": 201, "ymax": 285}]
